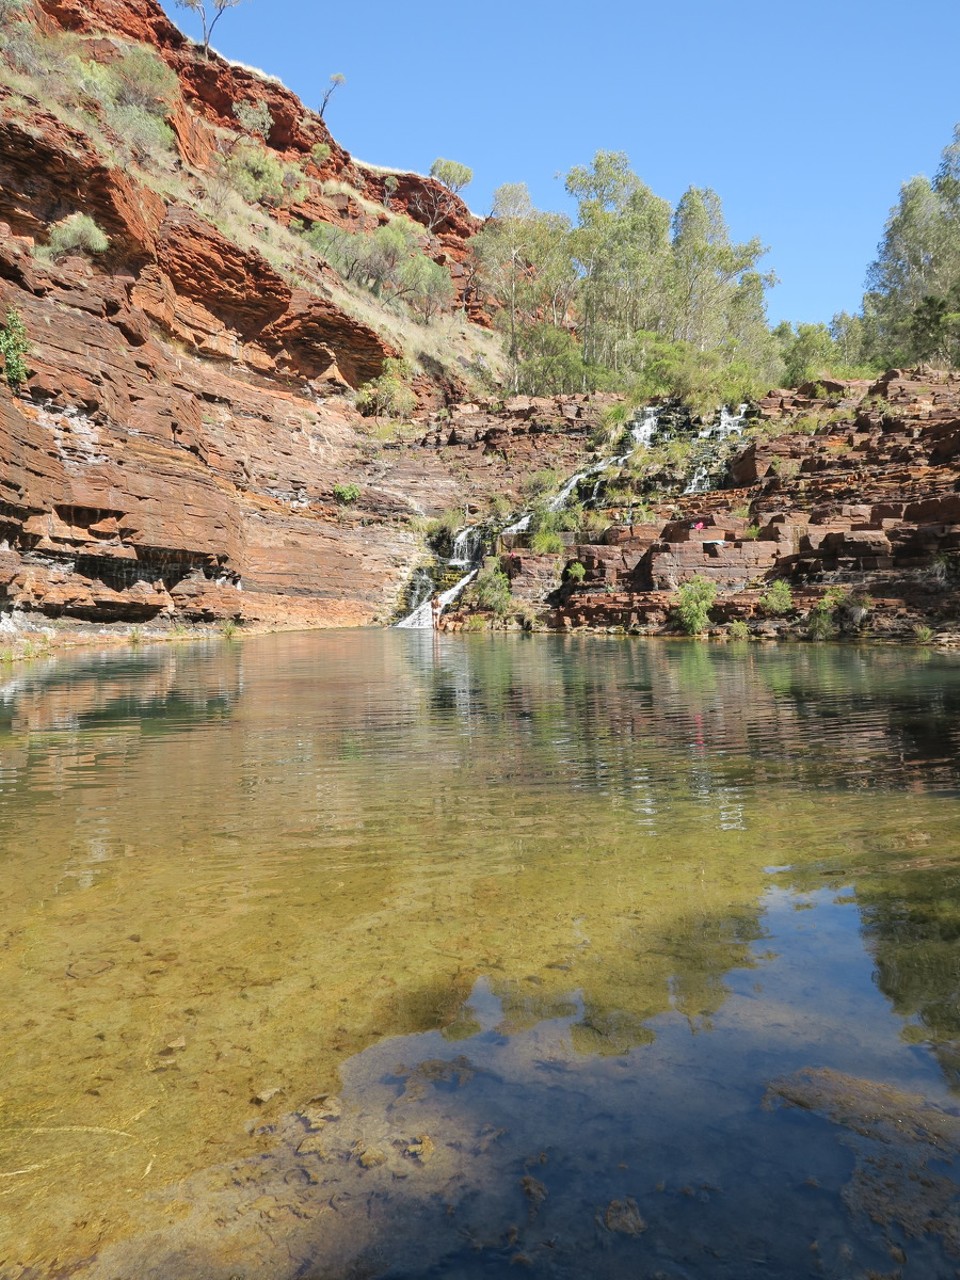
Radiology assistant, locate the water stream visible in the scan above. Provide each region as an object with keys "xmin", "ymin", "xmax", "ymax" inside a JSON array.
[
  {"xmin": 399, "ymin": 402, "xmax": 749, "ymax": 627},
  {"xmin": 683, "ymin": 403, "xmax": 749, "ymax": 495}
]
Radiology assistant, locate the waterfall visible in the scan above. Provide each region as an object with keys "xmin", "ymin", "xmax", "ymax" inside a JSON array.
[
  {"xmin": 629, "ymin": 406, "xmax": 660, "ymax": 450},
  {"xmin": 396, "ymin": 403, "xmax": 667, "ymax": 624},
  {"xmin": 682, "ymin": 404, "xmax": 749, "ymax": 495},
  {"xmin": 449, "ymin": 525, "xmax": 484, "ymax": 567},
  {"xmin": 396, "ymin": 569, "xmax": 478, "ymax": 629}
]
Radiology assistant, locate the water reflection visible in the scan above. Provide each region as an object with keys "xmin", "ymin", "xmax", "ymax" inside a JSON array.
[{"xmin": 1, "ymin": 634, "xmax": 959, "ymax": 1276}]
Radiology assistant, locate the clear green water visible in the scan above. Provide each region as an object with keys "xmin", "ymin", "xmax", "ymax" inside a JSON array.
[{"xmin": 2, "ymin": 633, "xmax": 960, "ymax": 1278}]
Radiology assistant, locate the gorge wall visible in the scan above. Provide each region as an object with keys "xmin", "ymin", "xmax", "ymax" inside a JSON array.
[{"xmin": 0, "ymin": 0, "xmax": 502, "ymax": 628}]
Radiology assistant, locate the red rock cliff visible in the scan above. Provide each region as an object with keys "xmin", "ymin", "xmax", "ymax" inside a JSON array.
[{"xmin": 0, "ymin": 0, "xmax": 496, "ymax": 628}]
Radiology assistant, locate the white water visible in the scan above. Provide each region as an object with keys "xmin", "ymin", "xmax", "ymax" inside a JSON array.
[
  {"xmin": 683, "ymin": 404, "xmax": 749, "ymax": 495},
  {"xmin": 397, "ymin": 405, "xmax": 669, "ymax": 622},
  {"xmin": 449, "ymin": 526, "xmax": 484, "ymax": 568},
  {"xmin": 510, "ymin": 407, "xmax": 664, "ymax": 529},
  {"xmin": 395, "ymin": 569, "xmax": 478, "ymax": 629}
]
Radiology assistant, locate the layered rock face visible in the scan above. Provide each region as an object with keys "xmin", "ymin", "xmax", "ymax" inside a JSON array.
[
  {"xmin": 419, "ymin": 371, "xmax": 960, "ymax": 639},
  {"xmin": 525, "ymin": 371, "xmax": 960, "ymax": 638},
  {"xmin": 0, "ymin": 0, "xmax": 493, "ymax": 627}
]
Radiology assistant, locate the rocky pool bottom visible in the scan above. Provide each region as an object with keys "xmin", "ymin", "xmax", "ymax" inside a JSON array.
[{"xmin": 2, "ymin": 632, "xmax": 960, "ymax": 1278}]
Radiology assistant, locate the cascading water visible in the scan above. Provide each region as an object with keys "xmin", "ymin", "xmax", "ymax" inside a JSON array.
[
  {"xmin": 449, "ymin": 526, "xmax": 484, "ymax": 568},
  {"xmin": 395, "ymin": 401, "xmax": 707, "ymax": 627},
  {"xmin": 682, "ymin": 404, "xmax": 749, "ymax": 495},
  {"xmin": 395, "ymin": 569, "xmax": 478, "ymax": 629},
  {"xmin": 541, "ymin": 407, "xmax": 664, "ymax": 516}
]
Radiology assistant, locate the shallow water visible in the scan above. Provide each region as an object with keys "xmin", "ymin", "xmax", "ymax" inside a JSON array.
[{"xmin": 2, "ymin": 633, "xmax": 960, "ymax": 1277}]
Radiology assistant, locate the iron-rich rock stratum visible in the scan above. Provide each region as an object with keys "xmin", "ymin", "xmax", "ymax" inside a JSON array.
[{"xmin": 1, "ymin": 0, "xmax": 959, "ymax": 639}]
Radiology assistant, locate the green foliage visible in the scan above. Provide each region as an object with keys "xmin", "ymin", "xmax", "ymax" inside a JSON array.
[
  {"xmin": 566, "ymin": 560, "xmax": 586, "ymax": 583},
  {"xmin": 530, "ymin": 530, "xmax": 564, "ymax": 554},
  {"xmin": 44, "ymin": 213, "xmax": 110, "ymax": 259},
  {"xmin": 472, "ymin": 151, "xmax": 785, "ymax": 399},
  {"xmin": 759, "ymin": 578, "xmax": 793, "ymax": 615},
  {"xmin": 355, "ymin": 358, "xmax": 417, "ymax": 419},
  {"xmin": 527, "ymin": 498, "xmax": 581, "ymax": 536},
  {"xmin": 421, "ymin": 507, "xmax": 465, "ymax": 555},
  {"xmin": 226, "ymin": 140, "xmax": 286, "ymax": 204},
  {"xmin": 728, "ymin": 619, "xmax": 750, "ymax": 641},
  {"xmin": 233, "ymin": 99, "xmax": 272, "ymax": 138},
  {"xmin": 0, "ymin": 13, "xmax": 42, "ymax": 74},
  {"xmin": 859, "ymin": 125, "xmax": 960, "ymax": 366},
  {"xmin": 675, "ymin": 575, "xmax": 717, "ymax": 635},
  {"xmin": 305, "ymin": 218, "xmax": 452, "ymax": 321},
  {"xmin": 806, "ymin": 602, "xmax": 836, "ymax": 641},
  {"xmin": 430, "ymin": 158, "xmax": 473, "ymax": 194},
  {"xmin": 110, "ymin": 44, "xmax": 178, "ymax": 114},
  {"xmin": 32, "ymin": 39, "xmax": 179, "ymax": 163},
  {"xmin": 110, "ymin": 102, "xmax": 176, "ymax": 160},
  {"xmin": 310, "ymin": 141, "xmax": 331, "ymax": 167},
  {"xmin": 407, "ymin": 158, "xmax": 473, "ymax": 232},
  {"xmin": 333, "ymin": 482, "xmax": 361, "ymax": 504},
  {"xmin": 220, "ymin": 617, "xmax": 239, "ymax": 638},
  {"xmin": 774, "ymin": 320, "xmax": 837, "ymax": 387},
  {"xmin": 0, "ymin": 308, "xmax": 29, "ymax": 391},
  {"xmin": 466, "ymin": 558, "xmax": 512, "ymax": 616},
  {"xmin": 396, "ymin": 252, "xmax": 454, "ymax": 322},
  {"xmin": 742, "ymin": 524, "xmax": 760, "ymax": 540},
  {"xmin": 521, "ymin": 469, "xmax": 559, "ymax": 498}
]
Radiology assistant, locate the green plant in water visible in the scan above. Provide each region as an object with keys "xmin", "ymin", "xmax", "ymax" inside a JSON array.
[
  {"xmin": 807, "ymin": 600, "xmax": 836, "ymax": 641},
  {"xmin": 728, "ymin": 619, "xmax": 750, "ymax": 641},
  {"xmin": 759, "ymin": 579, "xmax": 793, "ymax": 616},
  {"xmin": 675, "ymin": 575, "xmax": 717, "ymax": 636},
  {"xmin": 913, "ymin": 623, "xmax": 934, "ymax": 644},
  {"xmin": 221, "ymin": 618, "xmax": 238, "ymax": 638},
  {"xmin": 333, "ymin": 482, "xmax": 361, "ymax": 505},
  {"xmin": 129, "ymin": 625, "xmax": 143, "ymax": 646},
  {"xmin": 0, "ymin": 307, "xmax": 29, "ymax": 390}
]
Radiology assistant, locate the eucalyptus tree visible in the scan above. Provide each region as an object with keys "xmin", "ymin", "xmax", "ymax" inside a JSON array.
[
  {"xmin": 668, "ymin": 187, "xmax": 769, "ymax": 352},
  {"xmin": 410, "ymin": 159, "xmax": 474, "ymax": 232},
  {"xmin": 472, "ymin": 183, "xmax": 577, "ymax": 385},
  {"xmin": 864, "ymin": 125, "xmax": 960, "ymax": 364},
  {"xmin": 175, "ymin": 0, "xmax": 245, "ymax": 56},
  {"xmin": 564, "ymin": 151, "xmax": 672, "ymax": 370}
]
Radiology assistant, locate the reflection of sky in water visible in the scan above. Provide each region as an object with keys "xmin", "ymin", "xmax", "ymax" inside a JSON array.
[{"xmin": 1, "ymin": 633, "xmax": 960, "ymax": 1276}]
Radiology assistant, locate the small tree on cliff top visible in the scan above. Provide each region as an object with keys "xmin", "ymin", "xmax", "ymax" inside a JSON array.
[
  {"xmin": 319, "ymin": 73, "xmax": 345, "ymax": 121},
  {"xmin": 175, "ymin": 0, "xmax": 244, "ymax": 56},
  {"xmin": 409, "ymin": 158, "xmax": 473, "ymax": 232}
]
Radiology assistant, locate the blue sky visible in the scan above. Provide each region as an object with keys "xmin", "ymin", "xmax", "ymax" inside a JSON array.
[{"xmin": 159, "ymin": 0, "xmax": 960, "ymax": 327}]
